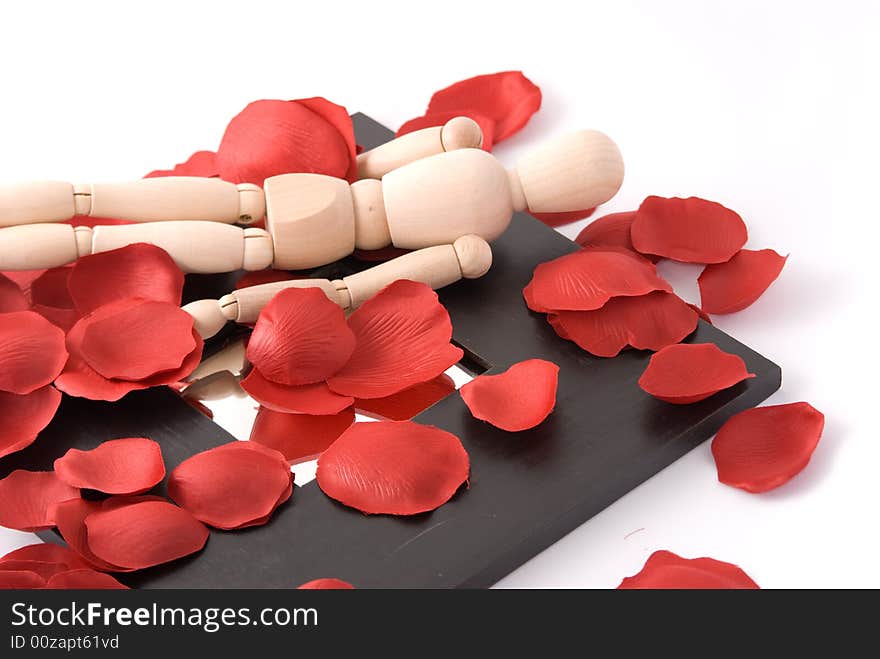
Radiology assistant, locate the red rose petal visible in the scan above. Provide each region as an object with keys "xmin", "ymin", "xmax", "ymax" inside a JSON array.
[
  {"xmin": 397, "ymin": 110, "xmax": 496, "ymax": 152},
  {"xmin": 698, "ymin": 248, "xmax": 788, "ymax": 314},
  {"xmin": 167, "ymin": 442, "xmax": 292, "ymax": 529},
  {"xmin": 327, "ymin": 280, "xmax": 463, "ymax": 399},
  {"xmin": 57, "ymin": 303, "xmax": 203, "ymax": 401},
  {"xmin": 216, "ymin": 98, "xmax": 357, "ymax": 185},
  {"xmin": 523, "ymin": 248, "xmax": 672, "ymax": 313},
  {"xmin": 0, "ymin": 470, "xmax": 79, "ymax": 531},
  {"xmin": 712, "ymin": 402, "xmax": 825, "ymax": 493},
  {"xmin": 423, "ymin": 71, "xmax": 541, "ymax": 144},
  {"xmin": 688, "ymin": 303, "xmax": 713, "ymax": 324},
  {"xmin": 549, "ymin": 291, "xmax": 699, "ymax": 357},
  {"xmin": 250, "ymin": 407, "xmax": 355, "ymax": 464},
  {"xmin": 0, "ymin": 386, "xmax": 62, "ymax": 458},
  {"xmin": 79, "ymin": 300, "xmax": 195, "ymax": 381},
  {"xmin": 54, "ymin": 438, "xmax": 165, "ymax": 495},
  {"xmin": 460, "ymin": 360, "xmax": 559, "ymax": 431},
  {"xmin": 618, "ymin": 550, "xmax": 759, "ymax": 589},
  {"xmin": 51, "ymin": 499, "xmax": 126, "ymax": 572},
  {"xmin": 631, "ymin": 196, "xmax": 748, "ymax": 264},
  {"xmin": 297, "ymin": 578, "xmax": 354, "ymax": 590},
  {"xmin": 29, "ymin": 266, "xmax": 80, "ymax": 330},
  {"xmin": 248, "ymin": 287, "xmax": 355, "ymax": 386},
  {"xmin": 0, "ymin": 570, "xmax": 45, "ymax": 589},
  {"xmin": 0, "ymin": 273, "xmax": 28, "ymax": 312},
  {"xmin": 317, "ymin": 420, "xmax": 469, "ymax": 515},
  {"xmin": 68, "ymin": 244, "xmax": 185, "ymax": 314},
  {"xmin": 638, "ymin": 343, "xmax": 756, "ymax": 404},
  {"xmin": 574, "ymin": 211, "xmax": 638, "ymax": 251},
  {"xmin": 0, "ymin": 311, "xmax": 67, "ymax": 394},
  {"xmin": 0, "ymin": 559, "xmax": 68, "ymax": 581},
  {"xmin": 45, "ymin": 569, "xmax": 129, "ymax": 589},
  {"xmin": 241, "ymin": 369, "xmax": 354, "ymax": 415},
  {"xmin": 354, "ymin": 374, "xmax": 456, "ymax": 421},
  {"xmin": 235, "ymin": 269, "xmax": 296, "ymax": 289},
  {"xmin": 68, "ymin": 216, "xmax": 133, "ymax": 228},
  {"xmin": 0, "ymin": 543, "xmax": 93, "ymax": 571},
  {"xmin": 530, "ymin": 207, "xmax": 596, "ymax": 228},
  {"xmin": 84, "ymin": 500, "xmax": 209, "ymax": 570},
  {"xmin": 145, "ymin": 150, "xmax": 219, "ymax": 179}
]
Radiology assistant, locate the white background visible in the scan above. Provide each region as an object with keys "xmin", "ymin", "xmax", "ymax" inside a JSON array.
[{"xmin": 1, "ymin": 1, "xmax": 878, "ymax": 588}]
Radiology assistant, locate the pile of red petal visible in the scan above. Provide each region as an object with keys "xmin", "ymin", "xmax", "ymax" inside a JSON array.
[
  {"xmin": 524, "ymin": 247, "xmax": 698, "ymax": 357},
  {"xmin": 460, "ymin": 359, "xmax": 559, "ymax": 431},
  {"xmin": 242, "ymin": 280, "xmax": 460, "ymax": 412},
  {"xmin": 618, "ymin": 550, "xmax": 759, "ymax": 589},
  {"xmin": 168, "ymin": 442, "xmax": 292, "ymax": 529},
  {"xmin": 712, "ymin": 402, "xmax": 825, "ymax": 493},
  {"xmin": 147, "ymin": 97, "xmax": 358, "ymax": 185},
  {"xmin": 317, "ymin": 420, "xmax": 469, "ymax": 515},
  {"xmin": 398, "ymin": 71, "xmax": 541, "ymax": 153},
  {"xmin": 574, "ymin": 196, "xmax": 787, "ymax": 318},
  {"xmin": 0, "ymin": 308, "xmax": 67, "ymax": 458},
  {"xmin": 53, "ymin": 244, "xmax": 203, "ymax": 403},
  {"xmin": 638, "ymin": 343, "xmax": 755, "ymax": 404},
  {"xmin": 0, "ymin": 543, "xmax": 127, "ymax": 590}
]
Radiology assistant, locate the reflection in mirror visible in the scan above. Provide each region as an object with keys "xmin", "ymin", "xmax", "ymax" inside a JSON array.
[{"xmin": 179, "ymin": 339, "xmax": 476, "ymax": 486}]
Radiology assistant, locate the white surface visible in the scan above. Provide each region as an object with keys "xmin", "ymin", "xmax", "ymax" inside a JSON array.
[{"xmin": 1, "ymin": 0, "xmax": 878, "ymax": 587}]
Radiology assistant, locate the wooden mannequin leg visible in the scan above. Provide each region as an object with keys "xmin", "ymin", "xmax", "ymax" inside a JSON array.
[{"xmin": 182, "ymin": 235, "xmax": 492, "ymax": 339}]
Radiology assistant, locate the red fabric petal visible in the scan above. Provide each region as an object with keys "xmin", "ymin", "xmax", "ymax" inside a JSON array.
[
  {"xmin": 638, "ymin": 343, "xmax": 756, "ymax": 404},
  {"xmin": 712, "ymin": 402, "xmax": 825, "ymax": 493},
  {"xmin": 698, "ymin": 248, "xmax": 787, "ymax": 314},
  {"xmin": 0, "ymin": 570, "xmax": 45, "ymax": 589},
  {"xmin": 57, "ymin": 303, "xmax": 203, "ymax": 401},
  {"xmin": 0, "ymin": 470, "xmax": 79, "ymax": 531},
  {"xmin": 241, "ymin": 368, "xmax": 354, "ymax": 415},
  {"xmin": 531, "ymin": 207, "xmax": 596, "ymax": 227},
  {"xmin": 248, "ymin": 287, "xmax": 355, "ymax": 386},
  {"xmin": 327, "ymin": 280, "xmax": 463, "ymax": 399},
  {"xmin": 548, "ymin": 291, "xmax": 699, "ymax": 358},
  {"xmin": 423, "ymin": 71, "xmax": 541, "ymax": 144},
  {"xmin": 317, "ymin": 420, "xmax": 469, "ymax": 515},
  {"xmin": 459, "ymin": 360, "xmax": 559, "ymax": 431},
  {"xmin": 0, "ymin": 543, "xmax": 92, "ymax": 571},
  {"xmin": 631, "ymin": 196, "xmax": 748, "ymax": 264},
  {"xmin": 0, "ymin": 311, "xmax": 67, "ymax": 394},
  {"xmin": 297, "ymin": 578, "xmax": 354, "ymax": 590},
  {"xmin": 45, "ymin": 569, "xmax": 129, "ymax": 589},
  {"xmin": 250, "ymin": 406, "xmax": 355, "ymax": 464},
  {"xmin": 235, "ymin": 270, "xmax": 296, "ymax": 289},
  {"xmin": 78, "ymin": 300, "xmax": 195, "ymax": 381},
  {"xmin": 575, "ymin": 211, "xmax": 638, "ymax": 251},
  {"xmin": 0, "ymin": 559, "xmax": 68, "ymax": 582},
  {"xmin": 618, "ymin": 550, "xmax": 759, "ymax": 589},
  {"xmin": 397, "ymin": 110, "xmax": 496, "ymax": 152},
  {"xmin": 168, "ymin": 442, "xmax": 292, "ymax": 529},
  {"xmin": 51, "ymin": 499, "xmax": 125, "ymax": 572},
  {"xmin": 0, "ymin": 386, "xmax": 62, "ymax": 458},
  {"xmin": 68, "ymin": 244, "xmax": 185, "ymax": 314},
  {"xmin": 54, "ymin": 438, "xmax": 165, "ymax": 495},
  {"xmin": 523, "ymin": 248, "xmax": 672, "ymax": 313},
  {"xmin": 84, "ymin": 500, "xmax": 209, "ymax": 570},
  {"xmin": 0, "ymin": 273, "xmax": 28, "ymax": 312},
  {"xmin": 215, "ymin": 98, "xmax": 357, "ymax": 185},
  {"xmin": 354, "ymin": 374, "xmax": 456, "ymax": 421},
  {"xmin": 29, "ymin": 266, "xmax": 80, "ymax": 330},
  {"xmin": 144, "ymin": 150, "xmax": 219, "ymax": 179},
  {"xmin": 68, "ymin": 216, "xmax": 134, "ymax": 228}
]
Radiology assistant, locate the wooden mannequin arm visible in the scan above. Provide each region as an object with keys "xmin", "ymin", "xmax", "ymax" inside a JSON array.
[
  {"xmin": 0, "ymin": 178, "xmax": 265, "ymax": 227},
  {"xmin": 182, "ymin": 235, "xmax": 492, "ymax": 339},
  {"xmin": 356, "ymin": 117, "xmax": 483, "ymax": 180}
]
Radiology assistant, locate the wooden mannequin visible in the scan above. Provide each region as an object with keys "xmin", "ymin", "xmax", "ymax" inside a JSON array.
[{"xmin": 0, "ymin": 128, "xmax": 623, "ymax": 273}]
